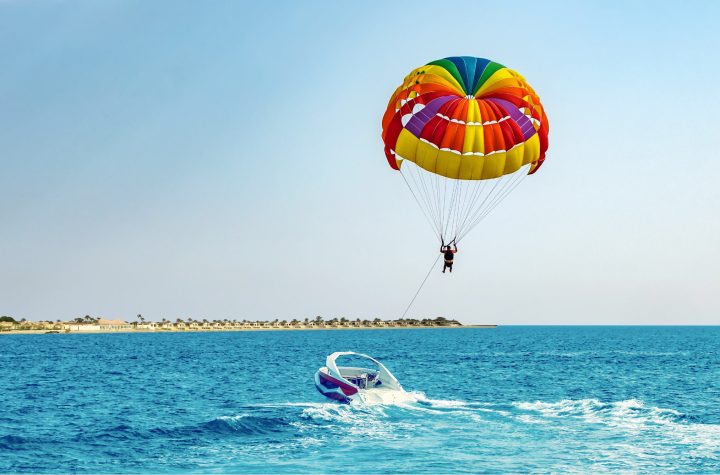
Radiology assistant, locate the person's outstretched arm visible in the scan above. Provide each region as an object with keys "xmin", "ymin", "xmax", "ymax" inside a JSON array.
[{"xmin": 453, "ymin": 243, "xmax": 458, "ymax": 252}]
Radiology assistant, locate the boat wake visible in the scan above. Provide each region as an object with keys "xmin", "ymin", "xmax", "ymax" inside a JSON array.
[
  {"xmin": 17, "ymin": 396, "xmax": 709, "ymax": 473},
  {"xmin": 253, "ymin": 395, "xmax": 720, "ymax": 461}
]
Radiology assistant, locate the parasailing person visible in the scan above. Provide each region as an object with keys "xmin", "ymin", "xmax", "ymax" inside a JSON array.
[{"xmin": 441, "ymin": 239, "xmax": 458, "ymax": 273}]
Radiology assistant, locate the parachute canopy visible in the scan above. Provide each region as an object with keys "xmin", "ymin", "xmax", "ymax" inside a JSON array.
[{"xmin": 381, "ymin": 56, "xmax": 549, "ymax": 243}]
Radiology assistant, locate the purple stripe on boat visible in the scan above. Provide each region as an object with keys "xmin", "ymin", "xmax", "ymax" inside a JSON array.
[
  {"xmin": 405, "ymin": 95, "xmax": 455, "ymax": 137},
  {"xmin": 487, "ymin": 98, "xmax": 536, "ymax": 140}
]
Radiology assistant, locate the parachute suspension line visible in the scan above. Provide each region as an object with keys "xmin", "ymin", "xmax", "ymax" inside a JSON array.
[
  {"xmin": 456, "ymin": 180, "xmax": 471, "ymax": 236},
  {"xmin": 399, "ymin": 167, "xmax": 441, "ymax": 241},
  {"xmin": 455, "ymin": 177, "xmax": 488, "ymax": 236},
  {"xmin": 442, "ymin": 172, "xmax": 449, "ymax": 240},
  {"xmin": 475, "ymin": 169, "xmax": 527, "ymax": 225},
  {"xmin": 485, "ymin": 168, "xmax": 527, "ymax": 215},
  {"xmin": 447, "ymin": 178, "xmax": 463, "ymax": 241},
  {"xmin": 464, "ymin": 180, "xmax": 486, "ymax": 233},
  {"xmin": 467, "ymin": 170, "xmax": 528, "ymax": 236},
  {"xmin": 400, "ymin": 252, "xmax": 442, "ymax": 320},
  {"xmin": 442, "ymin": 177, "xmax": 456, "ymax": 241},
  {"xmin": 418, "ymin": 163, "xmax": 443, "ymax": 235},
  {"xmin": 409, "ymin": 165, "xmax": 446, "ymax": 237},
  {"xmin": 453, "ymin": 179, "xmax": 481, "ymax": 241},
  {"xmin": 456, "ymin": 167, "xmax": 529, "ymax": 243},
  {"xmin": 433, "ymin": 171, "xmax": 442, "ymax": 238},
  {"xmin": 399, "ymin": 161, "xmax": 530, "ymax": 245},
  {"xmin": 408, "ymin": 162, "xmax": 442, "ymax": 238},
  {"xmin": 461, "ymin": 149, "xmax": 484, "ymax": 233},
  {"xmin": 405, "ymin": 163, "xmax": 432, "ymax": 227},
  {"xmin": 455, "ymin": 173, "xmax": 506, "ymax": 240}
]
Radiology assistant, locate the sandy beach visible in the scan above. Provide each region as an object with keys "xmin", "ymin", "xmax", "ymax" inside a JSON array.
[{"xmin": 1, "ymin": 324, "xmax": 496, "ymax": 335}]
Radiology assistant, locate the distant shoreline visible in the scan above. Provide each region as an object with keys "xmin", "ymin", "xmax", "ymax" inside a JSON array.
[{"xmin": 1, "ymin": 325, "xmax": 496, "ymax": 335}]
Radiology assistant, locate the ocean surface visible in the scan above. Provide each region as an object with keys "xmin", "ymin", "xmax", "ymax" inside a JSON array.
[{"xmin": 1, "ymin": 326, "xmax": 719, "ymax": 473}]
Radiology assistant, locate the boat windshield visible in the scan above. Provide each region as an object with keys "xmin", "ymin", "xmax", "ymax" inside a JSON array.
[
  {"xmin": 332, "ymin": 353, "xmax": 387, "ymax": 389},
  {"xmin": 335, "ymin": 353, "xmax": 381, "ymax": 372}
]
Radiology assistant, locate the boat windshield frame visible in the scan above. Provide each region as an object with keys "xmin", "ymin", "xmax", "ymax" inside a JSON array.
[{"xmin": 325, "ymin": 352, "xmax": 401, "ymax": 390}]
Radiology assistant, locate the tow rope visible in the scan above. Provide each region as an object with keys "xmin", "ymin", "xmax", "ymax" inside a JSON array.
[{"xmin": 399, "ymin": 252, "xmax": 442, "ymax": 320}]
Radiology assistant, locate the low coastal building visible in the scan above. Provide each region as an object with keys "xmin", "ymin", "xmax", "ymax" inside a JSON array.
[
  {"xmin": 67, "ymin": 324, "xmax": 101, "ymax": 331},
  {"xmin": 98, "ymin": 319, "xmax": 131, "ymax": 331}
]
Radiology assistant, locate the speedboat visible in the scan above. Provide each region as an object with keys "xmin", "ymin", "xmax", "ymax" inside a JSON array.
[{"xmin": 314, "ymin": 352, "xmax": 405, "ymax": 404}]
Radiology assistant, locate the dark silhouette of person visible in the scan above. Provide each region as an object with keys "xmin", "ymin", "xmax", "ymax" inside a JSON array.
[{"xmin": 441, "ymin": 242, "xmax": 458, "ymax": 273}]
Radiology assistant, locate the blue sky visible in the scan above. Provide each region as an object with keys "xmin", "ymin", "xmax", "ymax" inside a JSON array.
[{"xmin": 1, "ymin": 0, "xmax": 718, "ymax": 324}]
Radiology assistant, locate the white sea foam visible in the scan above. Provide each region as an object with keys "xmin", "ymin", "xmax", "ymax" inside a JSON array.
[
  {"xmin": 417, "ymin": 396, "xmax": 468, "ymax": 408},
  {"xmin": 512, "ymin": 398, "xmax": 720, "ymax": 458},
  {"xmin": 356, "ymin": 388, "xmax": 426, "ymax": 406},
  {"xmin": 260, "ymin": 396, "xmax": 719, "ymax": 461}
]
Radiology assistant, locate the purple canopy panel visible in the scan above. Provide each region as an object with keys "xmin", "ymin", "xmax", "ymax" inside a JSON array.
[
  {"xmin": 487, "ymin": 98, "xmax": 536, "ymax": 140},
  {"xmin": 405, "ymin": 95, "xmax": 455, "ymax": 137}
]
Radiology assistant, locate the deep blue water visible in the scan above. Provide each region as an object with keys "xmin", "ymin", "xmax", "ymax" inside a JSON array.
[{"xmin": 1, "ymin": 327, "xmax": 719, "ymax": 473}]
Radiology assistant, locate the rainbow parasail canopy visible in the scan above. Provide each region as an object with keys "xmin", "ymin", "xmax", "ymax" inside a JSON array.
[{"xmin": 381, "ymin": 56, "xmax": 549, "ymax": 243}]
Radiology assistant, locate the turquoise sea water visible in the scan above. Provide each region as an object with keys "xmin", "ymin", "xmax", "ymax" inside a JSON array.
[{"xmin": 1, "ymin": 326, "xmax": 719, "ymax": 473}]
